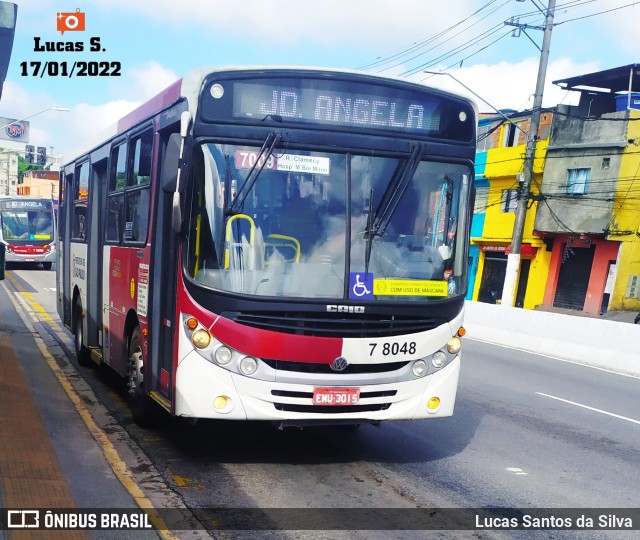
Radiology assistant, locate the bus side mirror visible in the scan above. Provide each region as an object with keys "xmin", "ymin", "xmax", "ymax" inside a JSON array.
[
  {"xmin": 171, "ymin": 111, "xmax": 192, "ymax": 233},
  {"xmin": 161, "ymin": 133, "xmax": 182, "ymax": 193}
]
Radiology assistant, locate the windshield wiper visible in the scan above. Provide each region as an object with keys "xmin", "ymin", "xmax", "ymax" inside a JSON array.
[
  {"xmin": 227, "ymin": 131, "xmax": 281, "ymax": 215},
  {"xmin": 363, "ymin": 143, "xmax": 424, "ymax": 274}
]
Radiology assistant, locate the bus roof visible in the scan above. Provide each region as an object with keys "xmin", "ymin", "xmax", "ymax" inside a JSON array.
[{"xmin": 65, "ymin": 66, "xmax": 478, "ymax": 164}]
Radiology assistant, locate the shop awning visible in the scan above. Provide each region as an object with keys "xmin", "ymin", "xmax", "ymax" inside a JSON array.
[{"xmin": 505, "ymin": 243, "xmax": 538, "ymax": 256}]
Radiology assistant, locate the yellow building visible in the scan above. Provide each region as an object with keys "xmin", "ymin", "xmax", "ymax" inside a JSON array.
[
  {"xmin": 607, "ymin": 108, "xmax": 640, "ymax": 311},
  {"xmin": 471, "ymin": 116, "xmax": 552, "ymax": 309}
]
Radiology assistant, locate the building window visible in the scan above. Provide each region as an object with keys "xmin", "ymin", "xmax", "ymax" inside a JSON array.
[
  {"xmin": 501, "ymin": 122, "xmax": 523, "ymax": 147},
  {"xmin": 567, "ymin": 168, "xmax": 590, "ymax": 195},
  {"xmin": 477, "ymin": 124, "xmax": 492, "ymax": 152},
  {"xmin": 501, "ymin": 189, "xmax": 518, "ymax": 213},
  {"xmin": 474, "ymin": 186, "xmax": 489, "ymax": 214},
  {"xmin": 601, "ymin": 157, "xmax": 610, "ymax": 170}
]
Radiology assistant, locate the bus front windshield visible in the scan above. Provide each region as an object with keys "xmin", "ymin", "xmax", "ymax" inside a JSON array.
[
  {"xmin": 185, "ymin": 143, "xmax": 471, "ymax": 303},
  {"xmin": 1, "ymin": 208, "xmax": 53, "ymax": 242}
]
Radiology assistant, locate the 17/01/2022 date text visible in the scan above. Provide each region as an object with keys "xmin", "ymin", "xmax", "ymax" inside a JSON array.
[{"xmin": 20, "ymin": 61, "xmax": 121, "ymax": 77}]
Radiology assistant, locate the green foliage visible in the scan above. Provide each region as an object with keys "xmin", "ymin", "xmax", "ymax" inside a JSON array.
[{"xmin": 17, "ymin": 154, "xmax": 46, "ymax": 175}]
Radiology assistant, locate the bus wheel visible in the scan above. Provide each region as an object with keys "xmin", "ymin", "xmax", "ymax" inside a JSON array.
[
  {"xmin": 74, "ymin": 302, "xmax": 91, "ymax": 367},
  {"xmin": 127, "ymin": 326, "xmax": 156, "ymax": 427},
  {"xmin": 42, "ymin": 262, "xmax": 52, "ymax": 270}
]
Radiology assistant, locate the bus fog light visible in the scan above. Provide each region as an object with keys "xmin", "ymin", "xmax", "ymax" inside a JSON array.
[
  {"xmin": 447, "ymin": 336, "xmax": 462, "ymax": 354},
  {"xmin": 215, "ymin": 346, "xmax": 233, "ymax": 365},
  {"xmin": 427, "ymin": 397, "xmax": 440, "ymax": 410},
  {"xmin": 239, "ymin": 356, "xmax": 258, "ymax": 375},
  {"xmin": 192, "ymin": 329, "xmax": 211, "ymax": 349},
  {"xmin": 412, "ymin": 359, "xmax": 428, "ymax": 378},
  {"xmin": 432, "ymin": 351, "xmax": 447, "ymax": 368},
  {"xmin": 213, "ymin": 395, "xmax": 229, "ymax": 410}
]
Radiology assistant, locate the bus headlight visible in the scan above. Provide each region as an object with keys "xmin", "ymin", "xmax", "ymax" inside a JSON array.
[
  {"xmin": 412, "ymin": 359, "xmax": 428, "ymax": 378},
  {"xmin": 192, "ymin": 329, "xmax": 211, "ymax": 349},
  {"xmin": 214, "ymin": 346, "xmax": 233, "ymax": 366},
  {"xmin": 447, "ymin": 336, "xmax": 462, "ymax": 355},
  {"xmin": 239, "ymin": 356, "xmax": 258, "ymax": 376},
  {"xmin": 431, "ymin": 351, "xmax": 447, "ymax": 368}
]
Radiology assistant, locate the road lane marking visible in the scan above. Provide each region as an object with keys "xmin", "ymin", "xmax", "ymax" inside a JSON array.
[
  {"xmin": 506, "ymin": 467, "xmax": 528, "ymax": 476},
  {"xmin": 536, "ymin": 392, "xmax": 640, "ymax": 426}
]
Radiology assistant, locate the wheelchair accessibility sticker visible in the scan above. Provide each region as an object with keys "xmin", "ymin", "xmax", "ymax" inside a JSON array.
[
  {"xmin": 349, "ymin": 273, "xmax": 449, "ymax": 298},
  {"xmin": 349, "ymin": 272, "xmax": 374, "ymax": 299}
]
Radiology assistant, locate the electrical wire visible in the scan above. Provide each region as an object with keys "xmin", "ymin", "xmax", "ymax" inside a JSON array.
[
  {"xmin": 358, "ymin": 0, "xmax": 509, "ymax": 71},
  {"xmin": 554, "ymin": 1, "xmax": 640, "ymax": 25}
]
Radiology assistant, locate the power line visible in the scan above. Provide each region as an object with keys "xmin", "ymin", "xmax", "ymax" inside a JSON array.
[
  {"xmin": 358, "ymin": 0, "xmax": 509, "ymax": 71},
  {"xmin": 402, "ymin": 26, "xmax": 511, "ymax": 76},
  {"xmin": 553, "ymin": 0, "xmax": 640, "ymax": 25}
]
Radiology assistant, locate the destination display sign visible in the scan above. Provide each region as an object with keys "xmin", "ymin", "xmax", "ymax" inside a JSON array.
[
  {"xmin": 0, "ymin": 199, "xmax": 50, "ymax": 210},
  {"xmin": 200, "ymin": 74, "xmax": 474, "ymax": 142}
]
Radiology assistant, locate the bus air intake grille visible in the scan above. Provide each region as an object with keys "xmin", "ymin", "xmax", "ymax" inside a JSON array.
[
  {"xmin": 226, "ymin": 311, "xmax": 444, "ymax": 338},
  {"xmin": 273, "ymin": 403, "xmax": 392, "ymax": 414},
  {"xmin": 263, "ymin": 360, "xmax": 408, "ymax": 374},
  {"xmin": 272, "ymin": 390, "xmax": 397, "ymax": 399}
]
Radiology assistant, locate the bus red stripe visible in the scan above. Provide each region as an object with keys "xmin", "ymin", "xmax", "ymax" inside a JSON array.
[{"xmin": 211, "ymin": 316, "xmax": 342, "ymax": 363}]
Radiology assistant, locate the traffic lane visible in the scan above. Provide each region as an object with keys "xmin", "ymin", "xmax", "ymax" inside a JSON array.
[
  {"xmin": 461, "ymin": 339, "xmax": 640, "ymax": 456},
  {"xmin": 312, "ymin": 341, "xmax": 639, "ymax": 511},
  {"xmin": 442, "ymin": 340, "xmax": 640, "ymax": 507},
  {"xmin": 131, "ymin": 421, "xmax": 504, "ymax": 540},
  {"xmin": 4, "ymin": 263, "xmax": 57, "ymax": 310}
]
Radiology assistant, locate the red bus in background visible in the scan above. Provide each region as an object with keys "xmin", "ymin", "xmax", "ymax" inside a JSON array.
[
  {"xmin": 0, "ymin": 196, "xmax": 56, "ymax": 269},
  {"xmin": 57, "ymin": 67, "xmax": 475, "ymax": 427}
]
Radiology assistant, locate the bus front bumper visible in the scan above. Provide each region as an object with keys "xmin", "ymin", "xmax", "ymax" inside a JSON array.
[
  {"xmin": 5, "ymin": 249, "xmax": 55, "ymax": 264},
  {"xmin": 174, "ymin": 352, "xmax": 460, "ymax": 423}
]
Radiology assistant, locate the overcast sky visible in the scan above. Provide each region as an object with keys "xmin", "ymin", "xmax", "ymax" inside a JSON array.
[{"xmin": 1, "ymin": 0, "xmax": 639, "ymax": 159}]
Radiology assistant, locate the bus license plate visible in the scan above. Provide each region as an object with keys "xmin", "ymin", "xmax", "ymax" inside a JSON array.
[{"xmin": 313, "ymin": 388, "xmax": 360, "ymax": 406}]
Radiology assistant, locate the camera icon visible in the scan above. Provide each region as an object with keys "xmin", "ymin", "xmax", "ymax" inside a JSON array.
[{"xmin": 57, "ymin": 8, "xmax": 86, "ymax": 35}]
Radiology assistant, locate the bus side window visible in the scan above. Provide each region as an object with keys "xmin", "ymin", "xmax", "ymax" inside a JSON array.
[
  {"xmin": 72, "ymin": 162, "xmax": 90, "ymax": 241},
  {"xmin": 107, "ymin": 142, "xmax": 126, "ymax": 243},
  {"xmin": 123, "ymin": 128, "xmax": 153, "ymax": 244},
  {"xmin": 124, "ymin": 189, "xmax": 150, "ymax": 242}
]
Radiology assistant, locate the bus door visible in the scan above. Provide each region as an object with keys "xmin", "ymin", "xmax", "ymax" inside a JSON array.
[
  {"xmin": 86, "ymin": 156, "xmax": 108, "ymax": 352},
  {"xmin": 59, "ymin": 172, "xmax": 73, "ymax": 329},
  {"xmin": 148, "ymin": 130, "xmax": 180, "ymax": 403}
]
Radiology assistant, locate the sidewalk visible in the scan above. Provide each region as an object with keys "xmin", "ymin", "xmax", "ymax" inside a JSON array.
[
  {"xmin": 534, "ymin": 304, "xmax": 638, "ymax": 324},
  {"xmin": 0, "ymin": 278, "xmax": 166, "ymax": 539}
]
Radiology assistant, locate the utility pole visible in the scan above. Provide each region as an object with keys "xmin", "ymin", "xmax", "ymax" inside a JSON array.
[{"xmin": 501, "ymin": 0, "xmax": 556, "ymax": 307}]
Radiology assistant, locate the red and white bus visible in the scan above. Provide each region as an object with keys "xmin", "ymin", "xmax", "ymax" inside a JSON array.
[
  {"xmin": 1, "ymin": 196, "xmax": 56, "ymax": 269},
  {"xmin": 57, "ymin": 67, "xmax": 476, "ymax": 427}
]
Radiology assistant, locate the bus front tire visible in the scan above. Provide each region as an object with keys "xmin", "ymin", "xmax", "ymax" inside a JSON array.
[
  {"xmin": 127, "ymin": 326, "xmax": 157, "ymax": 428},
  {"xmin": 74, "ymin": 303, "xmax": 91, "ymax": 367}
]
